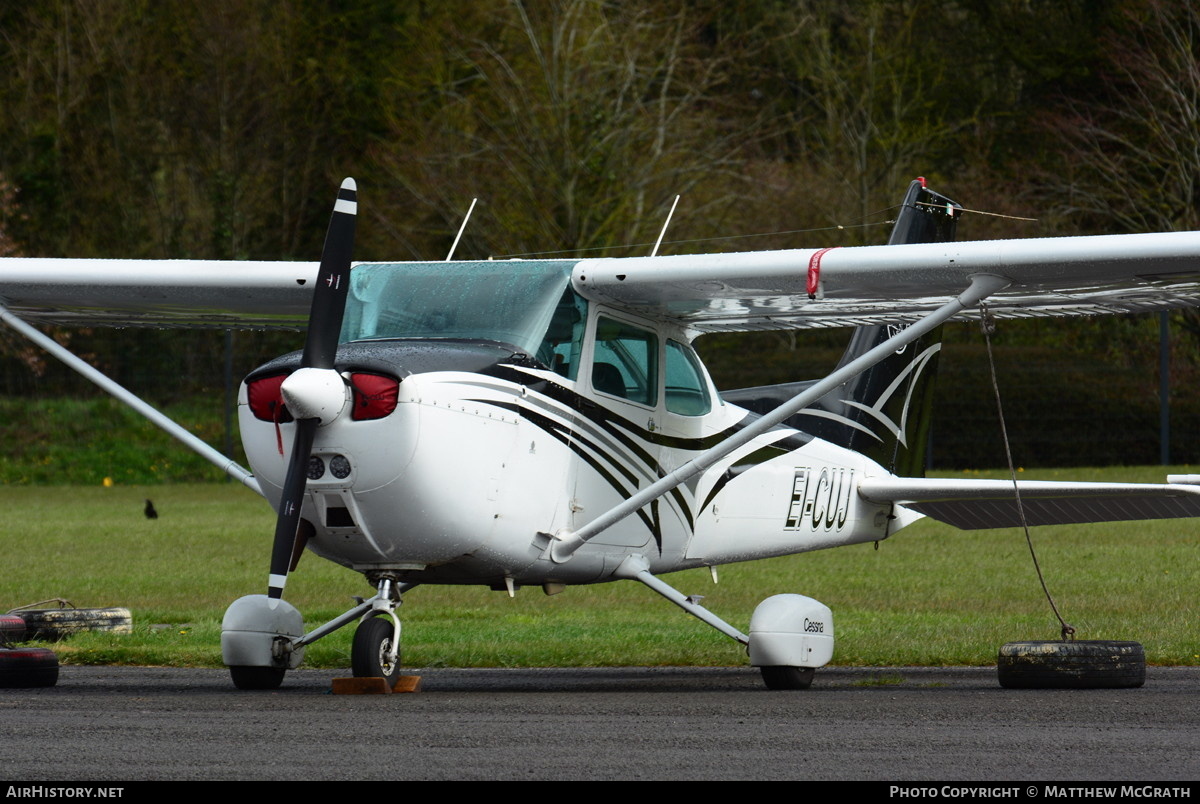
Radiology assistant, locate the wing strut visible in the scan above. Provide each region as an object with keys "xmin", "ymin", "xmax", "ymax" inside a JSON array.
[
  {"xmin": 0, "ymin": 304, "xmax": 262, "ymax": 495},
  {"xmin": 549, "ymin": 272, "xmax": 1011, "ymax": 563},
  {"xmin": 614, "ymin": 555, "xmax": 749, "ymax": 644}
]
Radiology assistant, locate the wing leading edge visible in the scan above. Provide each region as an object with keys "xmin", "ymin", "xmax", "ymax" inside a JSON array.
[
  {"xmin": 573, "ymin": 231, "xmax": 1200, "ymax": 332},
  {"xmin": 0, "ymin": 258, "xmax": 318, "ymax": 328}
]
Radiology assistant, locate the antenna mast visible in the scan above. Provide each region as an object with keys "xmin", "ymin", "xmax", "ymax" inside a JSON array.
[
  {"xmin": 650, "ymin": 195, "xmax": 680, "ymax": 257},
  {"xmin": 445, "ymin": 198, "xmax": 478, "ymax": 261}
]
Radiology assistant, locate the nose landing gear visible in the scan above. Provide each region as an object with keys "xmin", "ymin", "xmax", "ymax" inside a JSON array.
[{"xmin": 351, "ymin": 575, "xmax": 402, "ymax": 687}]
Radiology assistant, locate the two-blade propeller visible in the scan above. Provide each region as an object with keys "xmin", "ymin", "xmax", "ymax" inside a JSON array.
[{"xmin": 267, "ymin": 178, "xmax": 357, "ymax": 600}]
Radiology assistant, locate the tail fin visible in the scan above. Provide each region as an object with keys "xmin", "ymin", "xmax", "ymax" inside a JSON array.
[{"xmin": 721, "ymin": 179, "xmax": 960, "ymax": 477}]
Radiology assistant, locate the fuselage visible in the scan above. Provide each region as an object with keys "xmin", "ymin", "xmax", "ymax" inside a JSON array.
[{"xmin": 238, "ymin": 261, "xmax": 904, "ymax": 589}]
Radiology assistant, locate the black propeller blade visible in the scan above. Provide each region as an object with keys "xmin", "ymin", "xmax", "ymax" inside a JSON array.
[
  {"xmin": 267, "ymin": 178, "xmax": 357, "ymax": 600},
  {"xmin": 302, "ymin": 178, "xmax": 357, "ymax": 370}
]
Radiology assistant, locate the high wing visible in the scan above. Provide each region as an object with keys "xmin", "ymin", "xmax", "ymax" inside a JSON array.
[
  {"xmin": 0, "ymin": 259, "xmax": 317, "ymax": 328},
  {"xmin": 3, "ymin": 229, "xmax": 1200, "ymax": 330},
  {"xmin": 573, "ymin": 231, "xmax": 1200, "ymax": 332}
]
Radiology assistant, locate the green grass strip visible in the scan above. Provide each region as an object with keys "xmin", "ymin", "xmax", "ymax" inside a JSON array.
[{"xmin": 1, "ymin": 468, "xmax": 1197, "ymax": 669}]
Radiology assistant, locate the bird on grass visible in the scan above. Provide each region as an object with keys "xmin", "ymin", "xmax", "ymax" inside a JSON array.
[{"xmin": 144, "ymin": 499, "xmax": 158, "ymax": 519}]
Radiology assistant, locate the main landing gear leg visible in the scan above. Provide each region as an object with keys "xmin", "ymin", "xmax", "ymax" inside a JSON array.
[
  {"xmin": 614, "ymin": 554, "xmax": 752, "ymax": 644},
  {"xmin": 615, "ymin": 556, "xmax": 834, "ymax": 690},
  {"xmin": 351, "ymin": 574, "xmax": 403, "ymax": 687}
]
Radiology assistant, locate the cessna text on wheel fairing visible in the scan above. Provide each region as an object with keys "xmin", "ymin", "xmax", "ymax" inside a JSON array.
[{"xmin": 6, "ymin": 178, "xmax": 1200, "ymax": 689}]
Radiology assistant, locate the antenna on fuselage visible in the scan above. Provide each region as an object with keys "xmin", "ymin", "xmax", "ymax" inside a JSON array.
[
  {"xmin": 650, "ymin": 195, "xmax": 680, "ymax": 257},
  {"xmin": 445, "ymin": 197, "xmax": 478, "ymax": 261}
]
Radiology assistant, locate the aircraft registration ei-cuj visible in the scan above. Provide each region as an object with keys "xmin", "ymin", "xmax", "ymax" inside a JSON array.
[{"xmin": 3, "ymin": 177, "xmax": 1200, "ymax": 690}]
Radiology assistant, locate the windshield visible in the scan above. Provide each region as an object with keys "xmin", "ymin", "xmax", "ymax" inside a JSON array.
[{"xmin": 340, "ymin": 260, "xmax": 577, "ymax": 355}]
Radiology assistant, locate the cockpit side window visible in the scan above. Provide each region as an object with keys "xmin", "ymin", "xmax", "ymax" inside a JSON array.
[
  {"xmin": 592, "ymin": 316, "xmax": 658, "ymax": 407},
  {"xmin": 536, "ymin": 289, "xmax": 587, "ymax": 380},
  {"xmin": 665, "ymin": 339, "xmax": 711, "ymax": 416}
]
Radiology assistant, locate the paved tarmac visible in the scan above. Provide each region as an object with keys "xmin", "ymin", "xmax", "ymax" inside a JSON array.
[{"xmin": 1, "ymin": 665, "xmax": 1197, "ymax": 781}]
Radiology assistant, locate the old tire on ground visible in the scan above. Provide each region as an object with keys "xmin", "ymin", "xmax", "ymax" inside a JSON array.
[
  {"xmin": 229, "ymin": 666, "xmax": 286, "ymax": 690},
  {"xmin": 0, "ymin": 614, "xmax": 27, "ymax": 645},
  {"xmin": 351, "ymin": 616, "xmax": 401, "ymax": 686},
  {"xmin": 18, "ymin": 607, "xmax": 132, "ymax": 641},
  {"xmin": 0, "ymin": 647, "xmax": 59, "ymax": 687},
  {"xmin": 997, "ymin": 640, "xmax": 1145, "ymax": 689},
  {"xmin": 760, "ymin": 666, "xmax": 815, "ymax": 690}
]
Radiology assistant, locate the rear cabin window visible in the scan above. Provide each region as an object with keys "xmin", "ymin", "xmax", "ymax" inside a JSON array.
[{"xmin": 665, "ymin": 339, "xmax": 711, "ymax": 416}]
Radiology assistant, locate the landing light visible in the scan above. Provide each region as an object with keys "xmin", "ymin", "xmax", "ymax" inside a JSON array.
[
  {"xmin": 306, "ymin": 455, "xmax": 325, "ymax": 480},
  {"xmin": 330, "ymin": 454, "xmax": 352, "ymax": 479}
]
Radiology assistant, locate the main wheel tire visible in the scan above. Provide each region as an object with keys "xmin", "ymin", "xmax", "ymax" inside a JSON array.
[
  {"xmin": 0, "ymin": 647, "xmax": 59, "ymax": 688},
  {"xmin": 760, "ymin": 666, "xmax": 815, "ymax": 690},
  {"xmin": 351, "ymin": 616, "xmax": 401, "ymax": 686},
  {"xmin": 0, "ymin": 614, "xmax": 27, "ymax": 645},
  {"xmin": 18, "ymin": 607, "xmax": 132, "ymax": 641},
  {"xmin": 229, "ymin": 666, "xmax": 286, "ymax": 690},
  {"xmin": 997, "ymin": 640, "xmax": 1146, "ymax": 689}
]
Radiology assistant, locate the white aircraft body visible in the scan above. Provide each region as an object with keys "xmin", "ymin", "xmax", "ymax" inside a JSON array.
[{"xmin": 4, "ymin": 178, "xmax": 1200, "ymax": 690}]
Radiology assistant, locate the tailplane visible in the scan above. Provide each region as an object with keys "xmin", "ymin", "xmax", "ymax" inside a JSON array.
[{"xmin": 721, "ymin": 179, "xmax": 960, "ymax": 476}]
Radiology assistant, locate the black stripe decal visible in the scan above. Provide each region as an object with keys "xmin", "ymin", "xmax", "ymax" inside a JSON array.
[
  {"xmin": 467, "ymin": 397, "xmax": 644, "ymax": 487},
  {"xmin": 456, "ymin": 369, "xmax": 818, "ymax": 534},
  {"xmin": 516, "ymin": 406, "xmax": 663, "ymax": 553},
  {"xmin": 700, "ymin": 444, "xmax": 789, "ymax": 512}
]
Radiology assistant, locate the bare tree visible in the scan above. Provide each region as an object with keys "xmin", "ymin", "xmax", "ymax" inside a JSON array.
[
  {"xmin": 372, "ymin": 0, "xmax": 765, "ymax": 260},
  {"xmin": 1037, "ymin": 1, "xmax": 1200, "ymax": 234},
  {"xmin": 720, "ymin": 1, "xmax": 980, "ymax": 243}
]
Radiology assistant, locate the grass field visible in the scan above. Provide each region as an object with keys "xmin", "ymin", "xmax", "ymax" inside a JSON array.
[{"xmin": 2, "ymin": 467, "xmax": 1197, "ymax": 670}]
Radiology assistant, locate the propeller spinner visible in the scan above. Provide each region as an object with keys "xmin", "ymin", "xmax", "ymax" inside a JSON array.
[{"xmin": 267, "ymin": 178, "xmax": 357, "ymax": 600}]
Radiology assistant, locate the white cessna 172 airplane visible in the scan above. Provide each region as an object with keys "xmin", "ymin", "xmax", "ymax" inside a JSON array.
[{"xmin": 3, "ymin": 177, "xmax": 1200, "ymax": 690}]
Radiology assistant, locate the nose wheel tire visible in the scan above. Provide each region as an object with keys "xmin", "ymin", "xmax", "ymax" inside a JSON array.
[
  {"xmin": 760, "ymin": 666, "xmax": 815, "ymax": 690},
  {"xmin": 352, "ymin": 616, "xmax": 401, "ymax": 687}
]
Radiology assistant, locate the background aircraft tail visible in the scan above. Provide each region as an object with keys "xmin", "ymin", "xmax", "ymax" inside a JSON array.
[{"xmin": 720, "ymin": 179, "xmax": 960, "ymax": 477}]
